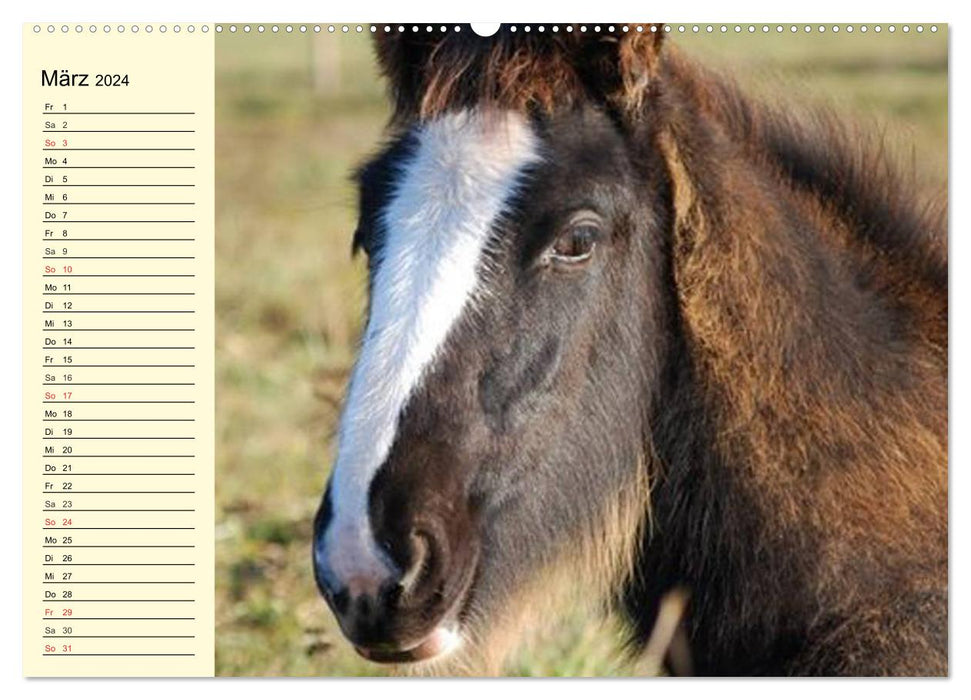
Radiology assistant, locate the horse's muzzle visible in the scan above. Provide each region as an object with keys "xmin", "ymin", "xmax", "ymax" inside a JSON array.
[{"xmin": 313, "ymin": 495, "xmax": 478, "ymax": 664}]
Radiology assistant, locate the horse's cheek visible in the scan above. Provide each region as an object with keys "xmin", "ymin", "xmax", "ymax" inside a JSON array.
[{"xmin": 477, "ymin": 335, "xmax": 562, "ymax": 434}]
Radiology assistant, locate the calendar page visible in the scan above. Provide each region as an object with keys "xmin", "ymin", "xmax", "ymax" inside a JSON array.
[{"xmin": 21, "ymin": 22, "xmax": 949, "ymax": 679}]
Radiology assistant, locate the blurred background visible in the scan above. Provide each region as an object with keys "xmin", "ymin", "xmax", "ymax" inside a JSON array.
[{"xmin": 214, "ymin": 27, "xmax": 947, "ymax": 676}]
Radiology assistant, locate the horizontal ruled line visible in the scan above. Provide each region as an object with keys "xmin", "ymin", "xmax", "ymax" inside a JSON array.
[
  {"xmin": 44, "ymin": 400, "xmax": 195, "ymax": 403},
  {"xmin": 42, "ymin": 436, "xmax": 194, "ymax": 439},
  {"xmin": 44, "ymin": 418, "xmax": 196, "ymax": 423},
  {"xmin": 43, "ymin": 166, "xmax": 195, "ymax": 169},
  {"xmin": 42, "ymin": 561, "xmax": 195, "ymax": 563},
  {"xmin": 43, "ymin": 238, "xmax": 197, "ymax": 242},
  {"xmin": 42, "ymin": 617, "xmax": 195, "ymax": 620},
  {"xmin": 42, "ymin": 600, "xmax": 196, "ymax": 603},
  {"xmin": 43, "ymin": 581, "xmax": 195, "ymax": 584},
  {"xmin": 43, "ymin": 383, "xmax": 196, "ymax": 386},
  {"xmin": 44, "ymin": 490, "xmax": 194, "ymax": 493},
  {"xmin": 43, "ymin": 331, "xmax": 195, "ymax": 335},
  {"xmin": 44, "ymin": 203, "xmax": 195, "ymax": 206},
  {"xmin": 39, "ymin": 455, "xmax": 195, "ymax": 458},
  {"xmin": 45, "ymin": 385, "xmax": 195, "ymax": 388},
  {"xmin": 42, "ymin": 220, "xmax": 195, "ymax": 223},
  {"xmin": 43, "ymin": 546, "xmax": 194, "ymax": 549},
  {"xmin": 44, "ymin": 256, "xmax": 196, "ymax": 259},
  {"xmin": 44, "ymin": 130, "xmax": 196, "ymax": 133},
  {"xmin": 41, "ymin": 364, "xmax": 195, "ymax": 369},
  {"xmin": 43, "ymin": 292, "xmax": 196, "ymax": 295},
  {"xmin": 43, "ymin": 111, "xmax": 196, "ymax": 115},
  {"xmin": 46, "ymin": 415, "xmax": 192, "ymax": 421},
  {"xmin": 44, "ymin": 184, "xmax": 195, "ymax": 187},
  {"xmin": 43, "ymin": 148, "xmax": 196, "ymax": 151},
  {"xmin": 43, "ymin": 509, "xmax": 195, "ymax": 512},
  {"xmin": 44, "ymin": 635, "xmax": 196, "ymax": 639},
  {"xmin": 42, "ymin": 529, "xmax": 195, "ymax": 531},
  {"xmin": 39, "ymin": 473, "xmax": 196, "ymax": 476},
  {"xmin": 43, "ymin": 274, "xmax": 196, "ymax": 277},
  {"xmin": 46, "ymin": 311, "xmax": 195, "ymax": 314},
  {"xmin": 43, "ymin": 654, "xmax": 196, "ymax": 657}
]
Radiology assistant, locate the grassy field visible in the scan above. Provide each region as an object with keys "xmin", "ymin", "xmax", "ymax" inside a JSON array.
[{"xmin": 214, "ymin": 28, "xmax": 947, "ymax": 677}]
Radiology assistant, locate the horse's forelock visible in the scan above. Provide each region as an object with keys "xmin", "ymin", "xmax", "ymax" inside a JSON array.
[{"xmin": 373, "ymin": 26, "xmax": 664, "ymax": 124}]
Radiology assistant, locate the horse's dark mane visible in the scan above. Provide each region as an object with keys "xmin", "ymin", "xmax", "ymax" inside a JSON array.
[{"xmin": 660, "ymin": 52, "xmax": 946, "ymax": 298}]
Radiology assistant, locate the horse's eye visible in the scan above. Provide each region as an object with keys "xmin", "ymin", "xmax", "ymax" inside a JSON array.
[{"xmin": 548, "ymin": 217, "xmax": 601, "ymax": 266}]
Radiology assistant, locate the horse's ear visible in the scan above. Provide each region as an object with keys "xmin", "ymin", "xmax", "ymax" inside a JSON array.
[
  {"xmin": 372, "ymin": 31, "xmax": 446, "ymax": 122},
  {"xmin": 615, "ymin": 29, "xmax": 665, "ymax": 111},
  {"xmin": 513, "ymin": 27, "xmax": 664, "ymax": 116},
  {"xmin": 575, "ymin": 28, "xmax": 665, "ymax": 114}
]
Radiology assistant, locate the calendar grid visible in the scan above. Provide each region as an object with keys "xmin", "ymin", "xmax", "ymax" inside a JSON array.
[{"xmin": 23, "ymin": 25, "xmax": 215, "ymax": 677}]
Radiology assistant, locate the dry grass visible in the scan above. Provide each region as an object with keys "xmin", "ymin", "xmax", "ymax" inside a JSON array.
[{"xmin": 214, "ymin": 29, "xmax": 947, "ymax": 676}]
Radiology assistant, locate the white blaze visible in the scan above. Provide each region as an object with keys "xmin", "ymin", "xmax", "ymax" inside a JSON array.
[{"xmin": 318, "ymin": 110, "xmax": 540, "ymax": 591}]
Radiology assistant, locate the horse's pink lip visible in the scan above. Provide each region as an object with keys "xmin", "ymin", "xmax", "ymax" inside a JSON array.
[{"xmin": 354, "ymin": 625, "xmax": 461, "ymax": 664}]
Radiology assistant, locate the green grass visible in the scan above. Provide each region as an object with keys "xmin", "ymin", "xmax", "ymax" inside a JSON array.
[{"xmin": 214, "ymin": 29, "xmax": 947, "ymax": 676}]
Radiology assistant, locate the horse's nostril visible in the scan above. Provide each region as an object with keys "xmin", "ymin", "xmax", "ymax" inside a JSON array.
[{"xmin": 399, "ymin": 530, "xmax": 431, "ymax": 595}]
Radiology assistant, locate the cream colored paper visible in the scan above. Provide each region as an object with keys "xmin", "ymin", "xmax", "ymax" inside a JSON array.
[{"xmin": 22, "ymin": 24, "xmax": 215, "ymax": 677}]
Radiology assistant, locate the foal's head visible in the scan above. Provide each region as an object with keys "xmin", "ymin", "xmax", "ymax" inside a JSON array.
[{"xmin": 313, "ymin": 28, "xmax": 671, "ymax": 665}]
